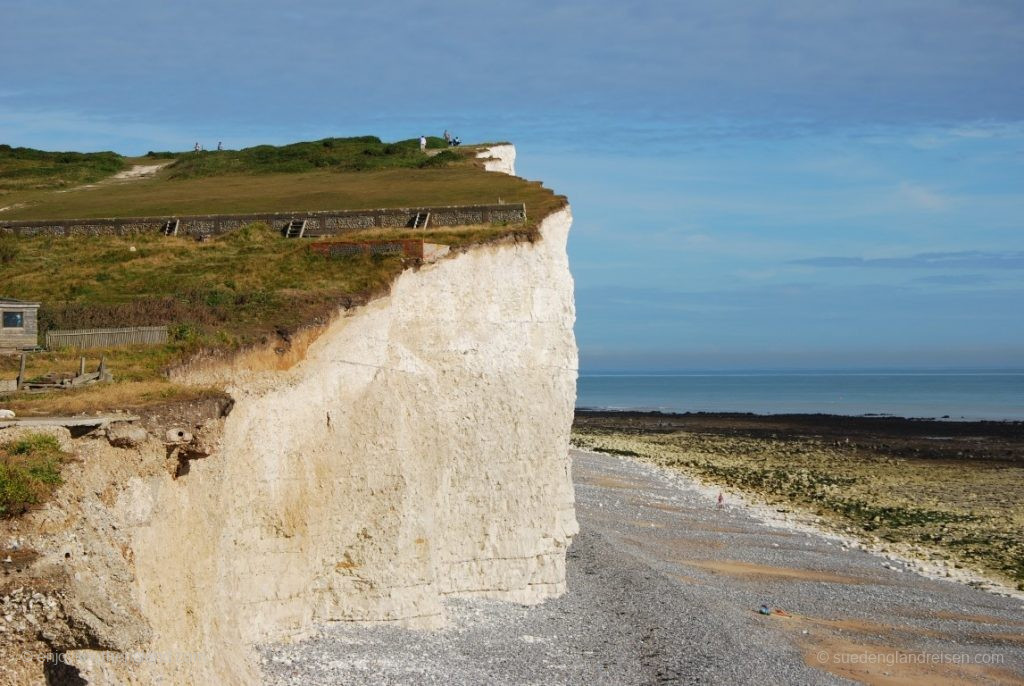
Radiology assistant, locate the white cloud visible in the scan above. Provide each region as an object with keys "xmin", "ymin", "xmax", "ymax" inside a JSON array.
[
  {"xmin": 896, "ymin": 182, "xmax": 951, "ymax": 212},
  {"xmin": 907, "ymin": 121, "xmax": 1024, "ymax": 149}
]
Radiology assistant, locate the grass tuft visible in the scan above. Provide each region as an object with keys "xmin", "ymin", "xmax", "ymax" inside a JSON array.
[
  {"xmin": 0, "ymin": 433, "xmax": 69, "ymax": 517},
  {"xmin": 0, "ymin": 234, "xmax": 19, "ymax": 264}
]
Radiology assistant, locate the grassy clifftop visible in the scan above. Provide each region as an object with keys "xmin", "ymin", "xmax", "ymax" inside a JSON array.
[
  {"xmin": 0, "ymin": 136, "xmax": 566, "ymax": 414},
  {"xmin": 157, "ymin": 135, "xmax": 456, "ymax": 178},
  {"xmin": 0, "ymin": 145, "xmax": 126, "ymax": 193},
  {"xmin": 0, "ymin": 136, "xmax": 559, "ymax": 221}
]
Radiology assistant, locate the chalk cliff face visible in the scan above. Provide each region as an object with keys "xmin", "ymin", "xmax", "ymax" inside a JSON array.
[
  {"xmin": 6, "ymin": 145, "xmax": 579, "ymax": 684},
  {"xmin": 476, "ymin": 144, "xmax": 517, "ymax": 175}
]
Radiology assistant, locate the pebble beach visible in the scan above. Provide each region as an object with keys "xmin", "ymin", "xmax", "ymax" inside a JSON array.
[{"xmin": 260, "ymin": 445, "xmax": 1024, "ymax": 684}]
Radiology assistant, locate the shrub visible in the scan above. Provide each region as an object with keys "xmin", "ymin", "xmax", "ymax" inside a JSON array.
[
  {"xmin": 0, "ymin": 145, "xmax": 125, "ymax": 192},
  {"xmin": 227, "ymin": 222, "xmax": 274, "ymax": 243},
  {"xmin": 202, "ymin": 287, "xmax": 233, "ymax": 308},
  {"xmin": 6, "ymin": 433, "xmax": 61, "ymax": 456},
  {"xmin": 0, "ymin": 234, "xmax": 19, "ymax": 264},
  {"xmin": 164, "ymin": 135, "xmax": 459, "ymax": 179},
  {"xmin": 169, "ymin": 323, "xmax": 201, "ymax": 344},
  {"xmin": 420, "ymin": 150, "xmax": 460, "ymax": 168}
]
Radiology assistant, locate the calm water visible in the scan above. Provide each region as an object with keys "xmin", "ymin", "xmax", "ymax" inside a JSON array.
[{"xmin": 577, "ymin": 371, "xmax": 1024, "ymax": 421}]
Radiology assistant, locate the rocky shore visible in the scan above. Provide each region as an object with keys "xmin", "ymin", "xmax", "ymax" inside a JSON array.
[
  {"xmin": 260, "ymin": 448, "xmax": 1024, "ymax": 684},
  {"xmin": 573, "ymin": 411, "xmax": 1024, "ymax": 594}
]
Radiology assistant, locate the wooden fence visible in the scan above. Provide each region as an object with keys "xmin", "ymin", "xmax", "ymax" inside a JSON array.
[{"xmin": 45, "ymin": 326, "xmax": 168, "ymax": 350}]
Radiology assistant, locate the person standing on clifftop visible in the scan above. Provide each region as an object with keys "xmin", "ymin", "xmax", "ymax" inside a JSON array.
[
  {"xmin": 419, "ymin": 135, "xmax": 427, "ymax": 151},
  {"xmin": 443, "ymin": 130, "xmax": 451, "ymax": 146}
]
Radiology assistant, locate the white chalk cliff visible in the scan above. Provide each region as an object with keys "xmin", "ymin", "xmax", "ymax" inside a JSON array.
[
  {"xmin": 14, "ymin": 146, "xmax": 579, "ymax": 684},
  {"xmin": 476, "ymin": 144, "xmax": 517, "ymax": 175}
]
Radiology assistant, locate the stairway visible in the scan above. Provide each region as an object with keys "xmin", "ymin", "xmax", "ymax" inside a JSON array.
[
  {"xmin": 161, "ymin": 219, "xmax": 179, "ymax": 236},
  {"xmin": 412, "ymin": 211, "xmax": 431, "ymax": 229},
  {"xmin": 285, "ymin": 219, "xmax": 307, "ymax": 238}
]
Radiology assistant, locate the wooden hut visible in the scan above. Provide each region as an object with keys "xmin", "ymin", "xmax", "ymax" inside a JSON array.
[{"xmin": 0, "ymin": 298, "xmax": 40, "ymax": 352}]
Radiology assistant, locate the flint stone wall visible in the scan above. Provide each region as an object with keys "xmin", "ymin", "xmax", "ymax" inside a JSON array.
[{"xmin": 0, "ymin": 204, "xmax": 527, "ymax": 239}]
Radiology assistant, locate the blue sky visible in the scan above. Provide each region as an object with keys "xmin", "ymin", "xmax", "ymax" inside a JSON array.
[{"xmin": 4, "ymin": 0, "xmax": 1023, "ymax": 370}]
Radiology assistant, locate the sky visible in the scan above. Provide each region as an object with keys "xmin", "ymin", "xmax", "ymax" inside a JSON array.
[{"xmin": 3, "ymin": 0, "xmax": 1023, "ymax": 370}]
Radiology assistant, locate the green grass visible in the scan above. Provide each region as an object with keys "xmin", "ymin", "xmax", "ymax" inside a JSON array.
[
  {"xmin": 1, "ymin": 221, "xmax": 524, "ymax": 309},
  {"xmin": 1, "ymin": 167, "xmax": 560, "ymax": 221},
  {"xmin": 0, "ymin": 223, "xmax": 419, "ymax": 372},
  {"xmin": 0, "ymin": 433, "xmax": 69, "ymax": 517},
  {"xmin": 0, "ymin": 145, "xmax": 125, "ymax": 195},
  {"xmin": 0, "ymin": 228, "xmax": 407, "ymax": 409},
  {"xmin": 158, "ymin": 136, "xmax": 452, "ymax": 178},
  {"xmin": 0, "ymin": 220, "xmax": 539, "ymax": 410},
  {"xmin": 1, "ymin": 136, "xmax": 557, "ymax": 221},
  {"xmin": 0, "ymin": 136, "xmax": 560, "ymax": 348},
  {"xmin": 0, "ymin": 233, "xmax": 18, "ymax": 263},
  {"xmin": 3, "ymin": 166, "xmax": 558, "ymax": 219},
  {"xmin": 0, "ymin": 136, "xmax": 565, "ymax": 415},
  {"xmin": 0, "ymin": 136, "xmax": 451, "ymax": 198}
]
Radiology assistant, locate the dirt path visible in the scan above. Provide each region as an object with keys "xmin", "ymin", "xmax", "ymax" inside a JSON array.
[
  {"xmin": 53, "ymin": 162, "xmax": 172, "ymax": 194},
  {"xmin": 109, "ymin": 163, "xmax": 168, "ymax": 181},
  {"xmin": 259, "ymin": 450, "xmax": 1024, "ymax": 685}
]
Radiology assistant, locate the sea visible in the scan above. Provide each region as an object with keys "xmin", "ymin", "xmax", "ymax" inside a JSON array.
[{"xmin": 576, "ymin": 371, "xmax": 1024, "ymax": 421}]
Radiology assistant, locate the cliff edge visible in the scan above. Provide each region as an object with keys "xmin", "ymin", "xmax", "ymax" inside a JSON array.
[{"xmin": 0, "ymin": 146, "xmax": 579, "ymax": 684}]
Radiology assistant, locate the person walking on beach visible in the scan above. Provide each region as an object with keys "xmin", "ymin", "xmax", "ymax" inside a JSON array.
[{"xmin": 419, "ymin": 135, "xmax": 427, "ymax": 151}]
